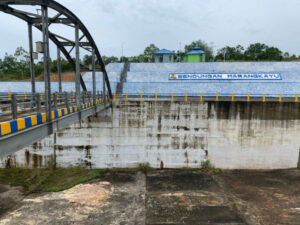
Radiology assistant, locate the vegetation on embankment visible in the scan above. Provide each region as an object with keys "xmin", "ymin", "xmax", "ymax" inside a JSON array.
[
  {"xmin": 0, "ymin": 167, "xmax": 108, "ymax": 193},
  {"xmin": 0, "ymin": 162, "xmax": 222, "ymax": 194},
  {"xmin": 2, "ymin": 41, "xmax": 300, "ymax": 81}
]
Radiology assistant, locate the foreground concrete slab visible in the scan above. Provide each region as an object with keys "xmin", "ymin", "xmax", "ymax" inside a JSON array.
[{"xmin": 0, "ymin": 170, "xmax": 299, "ymax": 225}]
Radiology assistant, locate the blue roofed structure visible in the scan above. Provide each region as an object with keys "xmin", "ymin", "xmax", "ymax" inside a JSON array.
[
  {"xmin": 184, "ymin": 46, "xmax": 206, "ymax": 62},
  {"xmin": 185, "ymin": 46, "xmax": 206, "ymax": 55},
  {"xmin": 153, "ymin": 49, "xmax": 175, "ymax": 63}
]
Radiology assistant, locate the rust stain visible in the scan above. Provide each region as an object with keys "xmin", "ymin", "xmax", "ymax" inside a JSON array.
[
  {"xmin": 184, "ymin": 151, "xmax": 189, "ymax": 167},
  {"xmin": 5, "ymin": 155, "xmax": 12, "ymax": 169},
  {"xmin": 32, "ymin": 154, "xmax": 43, "ymax": 168},
  {"xmin": 25, "ymin": 150, "xmax": 30, "ymax": 166},
  {"xmin": 160, "ymin": 161, "xmax": 164, "ymax": 170}
]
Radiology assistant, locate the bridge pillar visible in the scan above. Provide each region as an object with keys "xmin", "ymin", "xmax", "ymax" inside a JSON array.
[
  {"xmin": 28, "ymin": 23, "xmax": 35, "ymax": 106},
  {"xmin": 92, "ymin": 48, "xmax": 96, "ymax": 105},
  {"xmin": 103, "ymin": 72, "xmax": 106, "ymax": 106},
  {"xmin": 41, "ymin": 5, "xmax": 51, "ymax": 122},
  {"xmin": 75, "ymin": 24, "xmax": 81, "ymax": 109},
  {"xmin": 57, "ymin": 47, "xmax": 62, "ymax": 94}
]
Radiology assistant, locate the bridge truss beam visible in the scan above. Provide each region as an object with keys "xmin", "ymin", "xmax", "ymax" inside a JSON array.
[{"xmin": 0, "ymin": 0, "xmax": 112, "ymax": 99}]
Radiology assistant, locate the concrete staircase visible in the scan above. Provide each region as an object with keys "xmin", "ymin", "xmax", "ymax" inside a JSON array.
[{"xmin": 116, "ymin": 62, "xmax": 130, "ymax": 94}]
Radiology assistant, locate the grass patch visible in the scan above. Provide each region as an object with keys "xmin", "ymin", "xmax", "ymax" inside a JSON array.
[
  {"xmin": 0, "ymin": 167, "xmax": 108, "ymax": 193},
  {"xmin": 201, "ymin": 160, "xmax": 221, "ymax": 174},
  {"xmin": 137, "ymin": 162, "xmax": 152, "ymax": 174}
]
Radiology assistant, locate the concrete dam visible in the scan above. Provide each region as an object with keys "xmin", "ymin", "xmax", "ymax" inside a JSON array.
[
  {"xmin": 1, "ymin": 100, "xmax": 299, "ymax": 169},
  {"xmin": 2, "ymin": 62, "xmax": 300, "ymax": 169}
]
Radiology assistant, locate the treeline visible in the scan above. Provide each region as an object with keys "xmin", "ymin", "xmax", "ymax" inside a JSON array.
[
  {"xmin": 0, "ymin": 47, "xmax": 119, "ymax": 81},
  {"xmin": 1, "ymin": 40, "xmax": 299, "ymax": 81},
  {"xmin": 214, "ymin": 43, "xmax": 298, "ymax": 61}
]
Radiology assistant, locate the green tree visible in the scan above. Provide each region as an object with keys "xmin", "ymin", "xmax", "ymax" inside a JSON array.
[
  {"xmin": 14, "ymin": 47, "xmax": 30, "ymax": 79},
  {"xmin": 244, "ymin": 43, "xmax": 267, "ymax": 60},
  {"xmin": 1, "ymin": 53, "xmax": 16, "ymax": 72},
  {"xmin": 283, "ymin": 52, "xmax": 290, "ymax": 61},
  {"xmin": 143, "ymin": 44, "xmax": 159, "ymax": 62},
  {"xmin": 290, "ymin": 54, "xmax": 297, "ymax": 61},
  {"xmin": 174, "ymin": 50, "xmax": 185, "ymax": 62},
  {"xmin": 215, "ymin": 45, "xmax": 245, "ymax": 61},
  {"xmin": 184, "ymin": 40, "xmax": 214, "ymax": 61},
  {"xmin": 83, "ymin": 54, "xmax": 92, "ymax": 67},
  {"xmin": 102, "ymin": 56, "xmax": 119, "ymax": 65},
  {"xmin": 265, "ymin": 47, "xmax": 282, "ymax": 61},
  {"xmin": 244, "ymin": 43, "xmax": 283, "ymax": 61}
]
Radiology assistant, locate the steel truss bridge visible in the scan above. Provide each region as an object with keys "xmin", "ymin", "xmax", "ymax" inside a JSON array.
[{"xmin": 0, "ymin": 0, "xmax": 112, "ymax": 157}]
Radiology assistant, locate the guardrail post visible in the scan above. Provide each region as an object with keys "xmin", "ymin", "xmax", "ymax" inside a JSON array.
[
  {"xmin": 56, "ymin": 92, "xmax": 59, "ymax": 104},
  {"xmin": 11, "ymin": 93, "xmax": 17, "ymax": 120},
  {"xmin": 53, "ymin": 92, "xmax": 57, "ymax": 109},
  {"xmin": 279, "ymin": 93, "xmax": 282, "ymax": 102},
  {"xmin": 36, "ymin": 93, "xmax": 41, "ymax": 113},
  {"xmin": 88, "ymin": 92, "xmax": 91, "ymax": 104},
  {"xmin": 82, "ymin": 92, "xmax": 85, "ymax": 105},
  {"xmin": 100, "ymin": 91, "xmax": 103, "ymax": 103},
  {"xmin": 64, "ymin": 92, "xmax": 69, "ymax": 108}
]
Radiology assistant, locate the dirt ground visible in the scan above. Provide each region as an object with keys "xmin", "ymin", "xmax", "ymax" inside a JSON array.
[
  {"xmin": 0, "ymin": 169, "xmax": 299, "ymax": 225},
  {"xmin": 23, "ymin": 71, "xmax": 86, "ymax": 82}
]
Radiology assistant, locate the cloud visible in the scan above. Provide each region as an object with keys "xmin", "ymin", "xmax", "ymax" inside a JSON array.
[{"xmin": 0, "ymin": 0, "xmax": 299, "ymax": 58}]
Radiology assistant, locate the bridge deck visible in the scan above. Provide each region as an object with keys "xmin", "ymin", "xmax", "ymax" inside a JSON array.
[{"xmin": 0, "ymin": 102, "xmax": 109, "ymax": 157}]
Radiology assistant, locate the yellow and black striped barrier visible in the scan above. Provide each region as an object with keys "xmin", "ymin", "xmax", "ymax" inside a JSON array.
[{"xmin": 0, "ymin": 100, "xmax": 101, "ymax": 137}]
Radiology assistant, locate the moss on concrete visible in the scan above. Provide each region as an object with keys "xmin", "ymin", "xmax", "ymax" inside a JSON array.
[{"xmin": 0, "ymin": 167, "xmax": 108, "ymax": 193}]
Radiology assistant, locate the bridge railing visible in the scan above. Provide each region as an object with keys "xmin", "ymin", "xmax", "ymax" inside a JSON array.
[{"xmin": 0, "ymin": 91, "xmax": 105, "ymax": 122}]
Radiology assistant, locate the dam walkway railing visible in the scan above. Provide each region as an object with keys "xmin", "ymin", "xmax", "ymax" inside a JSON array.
[{"xmin": 113, "ymin": 92, "xmax": 300, "ymax": 103}]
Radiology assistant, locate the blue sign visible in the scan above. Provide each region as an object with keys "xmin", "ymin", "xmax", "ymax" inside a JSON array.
[{"xmin": 169, "ymin": 73, "xmax": 282, "ymax": 80}]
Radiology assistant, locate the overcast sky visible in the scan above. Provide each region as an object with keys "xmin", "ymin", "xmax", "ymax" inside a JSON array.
[{"xmin": 0, "ymin": 0, "xmax": 299, "ymax": 59}]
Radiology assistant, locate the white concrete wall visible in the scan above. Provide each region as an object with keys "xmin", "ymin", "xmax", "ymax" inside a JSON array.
[{"xmin": 1, "ymin": 101, "xmax": 300, "ymax": 169}]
